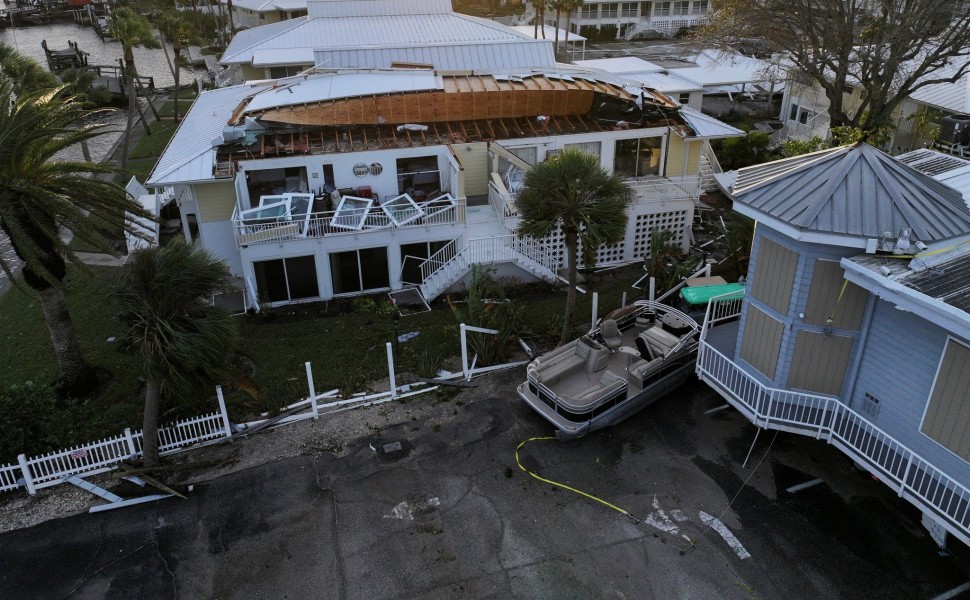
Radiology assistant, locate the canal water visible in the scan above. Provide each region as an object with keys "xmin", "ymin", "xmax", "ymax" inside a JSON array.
[{"xmin": 0, "ymin": 23, "xmax": 204, "ymax": 289}]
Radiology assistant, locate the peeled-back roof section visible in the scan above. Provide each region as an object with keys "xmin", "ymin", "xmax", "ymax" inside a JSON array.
[
  {"xmin": 730, "ymin": 143, "xmax": 970, "ymax": 242},
  {"xmin": 236, "ymin": 73, "xmax": 636, "ymax": 126}
]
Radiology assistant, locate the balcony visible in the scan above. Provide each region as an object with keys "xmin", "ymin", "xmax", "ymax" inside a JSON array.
[
  {"xmin": 697, "ymin": 291, "xmax": 970, "ymax": 546},
  {"xmin": 232, "ymin": 192, "xmax": 464, "ymax": 248}
]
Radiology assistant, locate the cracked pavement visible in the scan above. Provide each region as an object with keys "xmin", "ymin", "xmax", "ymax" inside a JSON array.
[{"xmin": 2, "ymin": 370, "xmax": 969, "ymax": 599}]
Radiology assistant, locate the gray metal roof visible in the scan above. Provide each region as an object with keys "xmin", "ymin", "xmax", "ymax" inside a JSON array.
[
  {"xmin": 219, "ymin": 13, "xmax": 553, "ymax": 70},
  {"xmin": 730, "ymin": 144, "xmax": 970, "ymax": 243}
]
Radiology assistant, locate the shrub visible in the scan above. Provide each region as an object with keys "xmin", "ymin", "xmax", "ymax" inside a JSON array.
[{"xmin": 0, "ymin": 382, "xmax": 63, "ymax": 463}]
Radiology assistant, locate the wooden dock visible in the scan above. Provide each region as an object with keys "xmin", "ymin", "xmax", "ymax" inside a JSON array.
[{"xmin": 42, "ymin": 39, "xmax": 89, "ymax": 71}]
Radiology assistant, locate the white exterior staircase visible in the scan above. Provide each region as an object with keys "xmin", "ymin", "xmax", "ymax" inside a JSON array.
[
  {"xmin": 418, "ymin": 232, "xmax": 560, "ymax": 301},
  {"xmin": 698, "ymin": 140, "xmax": 723, "ymax": 193}
]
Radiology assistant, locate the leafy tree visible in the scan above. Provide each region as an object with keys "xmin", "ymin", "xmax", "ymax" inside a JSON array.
[
  {"xmin": 109, "ymin": 6, "xmax": 161, "ymax": 171},
  {"xmin": 713, "ymin": 131, "xmax": 773, "ymax": 170},
  {"xmin": 700, "ymin": 0, "xmax": 970, "ymax": 136},
  {"xmin": 0, "ymin": 81, "xmax": 154, "ymax": 398},
  {"xmin": 516, "ymin": 148, "xmax": 633, "ymax": 345},
  {"xmin": 113, "ymin": 241, "xmax": 239, "ymax": 467}
]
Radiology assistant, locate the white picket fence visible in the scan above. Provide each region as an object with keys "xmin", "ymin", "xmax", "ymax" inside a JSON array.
[
  {"xmin": 0, "ymin": 325, "xmax": 528, "ymax": 497},
  {"xmin": 1, "ymin": 405, "xmax": 232, "ymax": 496}
]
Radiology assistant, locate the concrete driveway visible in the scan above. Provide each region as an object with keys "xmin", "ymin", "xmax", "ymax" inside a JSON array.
[{"xmin": 1, "ymin": 371, "xmax": 968, "ymax": 599}]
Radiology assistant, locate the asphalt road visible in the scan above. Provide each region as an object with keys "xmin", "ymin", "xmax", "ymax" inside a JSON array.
[{"xmin": 1, "ymin": 371, "xmax": 968, "ymax": 599}]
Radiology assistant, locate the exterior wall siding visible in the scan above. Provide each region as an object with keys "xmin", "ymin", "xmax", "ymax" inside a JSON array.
[
  {"xmin": 849, "ymin": 300, "xmax": 970, "ymax": 488},
  {"xmin": 196, "ymin": 182, "xmax": 237, "ymax": 223},
  {"xmin": 458, "ymin": 142, "xmax": 489, "ymax": 197},
  {"xmin": 664, "ymin": 135, "xmax": 701, "ymax": 179},
  {"xmin": 735, "ymin": 228, "xmax": 870, "ymax": 392},
  {"xmin": 739, "ymin": 305, "xmax": 784, "ymax": 379},
  {"xmin": 787, "ymin": 331, "xmax": 853, "ymax": 395},
  {"xmin": 922, "ymin": 339, "xmax": 970, "ymax": 462}
]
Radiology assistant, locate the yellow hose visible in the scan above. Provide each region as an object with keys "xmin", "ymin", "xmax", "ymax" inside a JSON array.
[{"xmin": 515, "ymin": 435, "xmax": 639, "ymax": 523}]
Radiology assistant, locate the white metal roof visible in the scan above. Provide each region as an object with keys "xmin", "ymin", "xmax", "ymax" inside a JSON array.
[
  {"xmin": 220, "ymin": 12, "xmax": 552, "ymax": 71},
  {"xmin": 219, "ymin": 0, "xmax": 306, "ymax": 11},
  {"xmin": 676, "ymin": 49, "xmax": 781, "ymax": 87},
  {"xmin": 678, "ymin": 106, "xmax": 744, "ymax": 139},
  {"xmin": 511, "ymin": 25, "xmax": 586, "ymax": 43},
  {"xmin": 307, "ymin": 0, "xmax": 449, "ymax": 18},
  {"xmin": 252, "ymin": 48, "xmax": 315, "ymax": 67},
  {"xmin": 575, "ymin": 57, "xmax": 664, "ymax": 75},
  {"xmin": 147, "ymin": 83, "xmax": 270, "ymax": 186},
  {"xmin": 243, "ymin": 70, "xmax": 442, "ymax": 112},
  {"xmin": 909, "ymin": 59, "xmax": 970, "ymax": 113},
  {"xmin": 312, "ymin": 41, "xmax": 554, "ymax": 71}
]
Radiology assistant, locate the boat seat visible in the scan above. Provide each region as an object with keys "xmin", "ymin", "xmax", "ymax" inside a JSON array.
[
  {"xmin": 628, "ymin": 357, "xmax": 663, "ymax": 380},
  {"xmin": 600, "ymin": 319, "xmax": 622, "ymax": 352},
  {"xmin": 530, "ymin": 337, "xmax": 607, "ymax": 384},
  {"xmin": 638, "ymin": 326, "xmax": 680, "ymax": 358},
  {"xmin": 559, "ymin": 370, "xmax": 627, "ymax": 411}
]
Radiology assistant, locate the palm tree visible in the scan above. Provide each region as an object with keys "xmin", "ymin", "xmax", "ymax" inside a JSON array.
[
  {"xmin": 158, "ymin": 10, "xmax": 199, "ymax": 122},
  {"xmin": 113, "ymin": 241, "xmax": 239, "ymax": 467},
  {"xmin": 108, "ymin": 7, "xmax": 161, "ymax": 171},
  {"xmin": 0, "ymin": 81, "xmax": 155, "ymax": 398},
  {"xmin": 516, "ymin": 148, "xmax": 633, "ymax": 345},
  {"xmin": 562, "ymin": 0, "xmax": 583, "ymax": 56}
]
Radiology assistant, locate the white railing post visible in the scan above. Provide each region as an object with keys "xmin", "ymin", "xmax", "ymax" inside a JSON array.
[
  {"xmin": 123, "ymin": 428, "xmax": 137, "ymax": 458},
  {"xmin": 591, "ymin": 292, "xmax": 599, "ymax": 328},
  {"xmin": 621, "ymin": 292, "xmax": 627, "ymax": 307},
  {"xmin": 649, "ymin": 277, "xmax": 656, "ymax": 302},
  {"xmin": 216, "ymin": 386, "xmax": 233, "ymax": 439},
  {"xmin": 17, "ymin": 454, "xmax": 36, "ymax": 496},
  {"xmin": 305, "ymin": 361, "xmax": 319, "ymax": 419},
  {"xmin": 460, "ymin": 323, "xmax": 469, "ymax": 380},
  {"xmin": 386, "ymin": 342, "xmax": 397, "ymax": 398}
]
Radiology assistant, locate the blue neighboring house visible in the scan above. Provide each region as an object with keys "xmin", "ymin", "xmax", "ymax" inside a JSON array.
[{"xmin": 703, "ymin": 143, "xmax": 970, "ymax": 549}]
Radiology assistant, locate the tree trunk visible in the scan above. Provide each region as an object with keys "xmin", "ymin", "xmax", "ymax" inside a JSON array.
[
  {"xmin": 173, "ymin": 46, "xmax": 181, "ymax": 122},
  {"xmin": 554, "ymin": 8, "xmax": 561, "ymax": 51},
  {"xmin": 560, "ymin": 228, "xmax": 579, "ymax": 346},
  {"xmin": 142, "ymin": 377, "xmax": 162, "ymax": 467},
  {"xmin": 120, "ymin": 75, "xmax": 134, "ymax": 170},
  {"xmin": 37, "ymin": 285, "xmax": 98, "ymax": 399},
  {"xmin": 159, "ymin": 31, "xmax": 177, "ymax": 81}
]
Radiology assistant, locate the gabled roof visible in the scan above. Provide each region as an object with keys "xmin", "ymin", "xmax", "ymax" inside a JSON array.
[
  {"xmin": 729, "ymin": 144, "xmax": 970, "ymax": 244},
  {"xmin": 146, "ymin": 83, "xmax": 270, "ymax": 186}
]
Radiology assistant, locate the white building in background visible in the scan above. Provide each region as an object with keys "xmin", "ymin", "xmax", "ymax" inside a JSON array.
[
  {"xmin": 552, "ymin": 0, "xmax": 711, "ymax": 40},
  {"xmin": 218, "ymin": 0, "xmax": 309, "ymax": 30}
]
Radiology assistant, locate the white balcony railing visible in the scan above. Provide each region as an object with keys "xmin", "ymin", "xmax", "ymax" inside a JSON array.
[
  {"xmin": 232, "ymin": 195, "xmax": 464, "ymax": 248},
  {"xmin": 627, "ymin": 175, "xmax": 703, "ymax": 205},
  {"xmin": 697, "ymin": 291, "xmax": 970, "ymax": 545}
]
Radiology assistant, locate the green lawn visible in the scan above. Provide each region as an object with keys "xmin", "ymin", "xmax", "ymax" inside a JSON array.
[{"xmin": 0, "ymin": 264, "xmax": 642, "ymax": 449}]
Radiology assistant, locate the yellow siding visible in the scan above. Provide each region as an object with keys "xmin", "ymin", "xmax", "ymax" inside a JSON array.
[
  {"xmin": 196, "ymin": 182, "xmax": 237, "ymax": 223},
  {"xmin": 241, "ymin": 64, "xmax": 263, "ymax": 82},
  {"xmin": 663, "ymin": 136, "xmax": 700, "ymax": 178},
  {"xmin": 459, "ymin": 142, "xmax": 489, "ymax": 196}
]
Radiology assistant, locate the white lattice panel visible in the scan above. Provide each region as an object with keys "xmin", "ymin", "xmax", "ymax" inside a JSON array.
[{"xmin": 632, "ymin": 210, "xmax": 689, "ymax": 259}]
